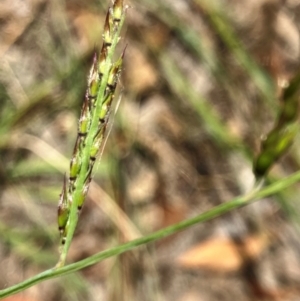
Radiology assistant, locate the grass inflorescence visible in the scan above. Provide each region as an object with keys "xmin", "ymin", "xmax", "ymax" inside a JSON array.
[
  {"xmin": 57, "ymin": 0, "xmax": 127, "ymax": 267},
  {"xmin": 253, "ymin": 72, "xmax": 300, "ymax": 178}
]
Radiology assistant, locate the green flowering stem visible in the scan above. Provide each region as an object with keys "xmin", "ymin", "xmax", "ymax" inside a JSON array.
[
  {"xmin": 57, "ymin": 1, "xmax": 128, "ymax": 267},
  {"xmin": 1, "ymin": 169, "xmax": 300, "ymax": 299}
]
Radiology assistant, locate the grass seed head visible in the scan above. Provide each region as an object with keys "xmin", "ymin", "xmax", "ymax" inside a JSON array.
[{"xmin": 57, "ymin": 0, "xmax": 127, "ymax": 262}]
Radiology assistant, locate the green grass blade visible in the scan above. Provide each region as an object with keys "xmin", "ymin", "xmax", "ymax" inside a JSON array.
[{"xmin": 1, "ymin": 169, "xmax": 300, "ymax": 298}]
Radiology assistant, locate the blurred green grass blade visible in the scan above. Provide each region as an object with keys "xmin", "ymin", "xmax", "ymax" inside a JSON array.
[
  {"xmin": 10, "ymin": 160, "xmax": 58, "ymax": 179},
  {"xmin": 194, "ymin": 0, "xmax": 276, "ymax": 108},
  {"xmin": 0, "ymin": 222, "xmax": 56, "ymax": 266},
  {"xmin": 160, "ymin": 52, "xmax": 242, "ymax": 150},
  {"xmin": 143, "ymin": 0, "xmax": 231, "ymax": 89},
  {"xmin": 143, "ymin": 0, "xmax": 275, "ymax": 112}
]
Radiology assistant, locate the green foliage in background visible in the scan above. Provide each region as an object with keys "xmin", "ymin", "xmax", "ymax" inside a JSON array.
[{"xmin": 0, "ymin": 0, "xmax": 299, "ymax": 300}]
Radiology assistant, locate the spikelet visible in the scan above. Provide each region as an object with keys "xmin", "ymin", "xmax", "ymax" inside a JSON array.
[{"xmin": 57, "ymin": 175, "xmax": 69, "ymax": 235}]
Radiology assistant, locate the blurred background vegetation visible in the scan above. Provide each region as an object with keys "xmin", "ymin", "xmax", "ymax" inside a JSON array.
[{"xmin": 1, "ymin": 0, "xmax": 300, "ymax": 300}]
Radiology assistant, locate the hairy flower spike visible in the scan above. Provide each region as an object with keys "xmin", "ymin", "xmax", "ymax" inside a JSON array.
[{"xmin": 57, "ymin": 0, "xmax": 127, "ymax": 267}]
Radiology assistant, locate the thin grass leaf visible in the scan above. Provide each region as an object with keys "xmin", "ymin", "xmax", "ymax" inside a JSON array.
[{"xmin": 2, "ymin": 168, "xmax": 300, "ymax": 298}]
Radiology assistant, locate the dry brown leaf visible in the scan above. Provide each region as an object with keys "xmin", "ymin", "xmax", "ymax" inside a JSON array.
[
  {"xmin": 178, "ymin": 291, "xmax": 204, "ymax": 301},
  {"xmin": 3, "ymin": 295, "xmax": 37, "ymax": 301},
  {"xmin": 125, "ymin": 46, "xmax": 158, "ymax": 93},
  {"xmin": 176, "ymin": 234, "xmax": 269, "ymax": 272}
]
